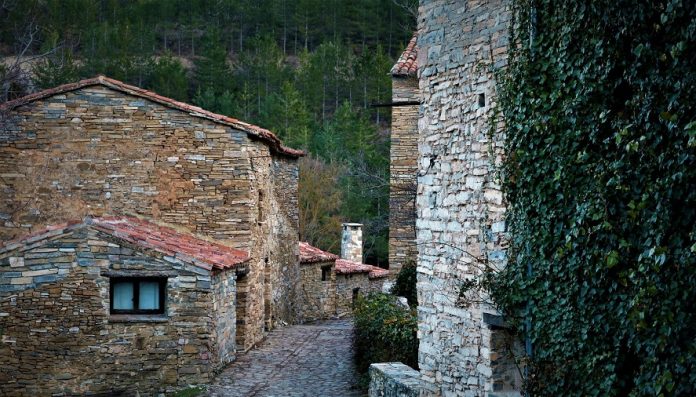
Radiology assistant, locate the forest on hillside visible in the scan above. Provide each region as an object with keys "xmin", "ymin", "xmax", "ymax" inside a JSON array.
[{"xmin": 0, "ymin": 0, "xmax": 417, "ymax": 266}]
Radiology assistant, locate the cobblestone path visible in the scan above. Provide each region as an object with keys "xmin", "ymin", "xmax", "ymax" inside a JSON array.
[{"xmin": 206, "ymin": 319, "xmax": 364, "ymax": 397}]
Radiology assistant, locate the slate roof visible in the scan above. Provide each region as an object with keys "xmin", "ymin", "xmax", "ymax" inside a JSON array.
[
  {"xmin": 0, "ymin": 75, "xmax": 303, "ymax": 158},
  {"xmin": 299, "ymin": 242, "xmax": 339, "ymax": 264},
  {"xmin": 390, "ymin": 34, "xmax": 418, "ymax": 77},
  {"xmin": 335, "ymin": 259, "xmax": 389, "ymax": 279},
  {"xmin": 0, "ymin": 216, "xmax": 249, "ymax": 271}
]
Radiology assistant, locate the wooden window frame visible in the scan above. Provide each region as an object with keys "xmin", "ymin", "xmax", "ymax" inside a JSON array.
[{"xmin": 109, "ymin": 277, "xmax": 167, "ymax": 315}]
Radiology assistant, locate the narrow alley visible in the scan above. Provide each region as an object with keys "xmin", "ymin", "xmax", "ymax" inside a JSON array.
[{"xmin": 207, "ymin": 320, "xmax": 363, "ymax": 397}]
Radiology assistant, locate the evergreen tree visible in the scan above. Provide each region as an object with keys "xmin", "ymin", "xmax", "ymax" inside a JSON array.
[
  {"xmin": 193, "ymin": 30, "xmax": 231, "ymax": 94},
  {"xmin": 148, "ymin": 52, "xmax": 188, "ymax": 102}
]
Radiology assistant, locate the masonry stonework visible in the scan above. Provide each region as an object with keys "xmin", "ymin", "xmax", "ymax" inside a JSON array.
[
  {"xmin": 335, "ymin": 263, "xmax": 388, "ymax": 317},
  {"xmin": 341, "ymin": 223, "xmax": 364, "ymax": 263},
  {"xmin": 415, "ymin": 0, "xmax": 515, "ymax": 396},
  {"xmin": 0, "ymin": 223, "xmax": 239, "ymax": 396},
  {"xmin": 0, "ymin": 79, "xmax": 302, "ymax": 353},
  {"xmin": 389, "ymin": 36, "xmax": 420, "ymax": 277},
  {"xmin": 299, "ymin": 260, "xmax": 337, "ymax": 321}
]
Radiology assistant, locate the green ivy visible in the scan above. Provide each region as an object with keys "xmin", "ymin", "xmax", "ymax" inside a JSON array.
[{"xmin": 493, "ymin": 1, "xmax": 696, "ymax": 395}]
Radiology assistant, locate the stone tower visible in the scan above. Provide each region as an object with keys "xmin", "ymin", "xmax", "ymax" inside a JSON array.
[
  {"xmin": 415, "ymin": 0, "xmax": 520, "ymax": 395},
  {"xmin": 388, "ymin": 34, "xmax": 420, "ymax": 277}
]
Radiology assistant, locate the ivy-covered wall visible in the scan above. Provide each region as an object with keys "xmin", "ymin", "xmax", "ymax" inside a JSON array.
[{"xmin": 494, "ymin": 1, "xmax": 696, "ymax": 395}]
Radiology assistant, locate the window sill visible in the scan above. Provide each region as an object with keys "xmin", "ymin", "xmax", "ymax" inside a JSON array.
[{"xmin": 109, "ymin": 314, "xmax": 169, "ymax": 323}]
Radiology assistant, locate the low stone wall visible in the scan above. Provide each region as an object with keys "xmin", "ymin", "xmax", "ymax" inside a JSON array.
[{"xmin": 369, "ymin": 362, "xmax": 425, "ymax": 397}]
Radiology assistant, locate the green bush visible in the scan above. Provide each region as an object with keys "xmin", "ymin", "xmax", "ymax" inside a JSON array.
[
  {"xmin": 353, "ymin": 293, "xmax": 418, "ymax": 376},
  {"xmin": 390, "ymin": 261, "xmax": 418, "ymax": 306}
]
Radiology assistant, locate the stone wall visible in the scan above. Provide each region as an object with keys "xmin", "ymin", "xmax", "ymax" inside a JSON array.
[
  {"xmin": 0, "ymin": 84, "xmax": 301, "ymax": 348},
  {"xmin": 416, "ymin": 0, "xmax": 513, "ymax": 395},
  {"xmin": 0, "ymin": 86, "xmax": 254, "ymax": 247},
  {"xmin": 389, "ymin": 76, "xmax": 419, "ymax": 276},
  {"xmin": 299, "ymin": 260, "xmax": 337, "ymax": 322},
  {"xmin": 268, "ymin": 157, "xmax": 301, "ymax": 325},
  {"xmin": 212, "ymin": 268, "xmax": 238, "ymax": 367},
  {"xmin": 369, "ymin": 362, "xmax": 425, "ymax": 397},
  {"xmin": 335, "ymin": 273, "xmax": 385, "ymax": 316},
  {"xmin": 0, "ymin": 227, "xmax": 233, "ymax": 396}
]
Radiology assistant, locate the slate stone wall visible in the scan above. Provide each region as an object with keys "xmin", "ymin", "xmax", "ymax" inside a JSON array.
[
  {"xmin": 299, "ymin": 260, "xmax": 337, "ymax": 322},
  {"xmin": 212, "ymin": 268, "xmax": 238, "ymax": 367},
  {"xmin": 0, "ymin": 85, "xmax": 301, "ymax": 347},
  {"xmin": 0, "ymin": 227, "xmax": 233, "ymax": 396},
  {"xmin": 416, "ymin": 0, "xmax": 514, "ymax": 395},
  {"xmin": 389, "ymin": 77, "xmax": 419, "ymax": 276},
  {"xmin": 269, "ymin": 157, "xmax": 301, "ymax": 325},
  {"xmin": 335, "ymin": 273, "xmax": 385, "ymax": 316}
]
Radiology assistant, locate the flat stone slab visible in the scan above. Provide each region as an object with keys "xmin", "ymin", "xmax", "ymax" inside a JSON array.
[{"xmin": 207, "ymin": 319, "xmax": 363, "ymax": 397}]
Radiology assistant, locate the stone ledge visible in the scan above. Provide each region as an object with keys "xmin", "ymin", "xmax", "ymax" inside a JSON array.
[
  {"xmin": 369, "ymin": 362, "xmax": 425, "ymax": 397},
  {"xmin": 108, "ymin": 314, "xmax": 169, "ymax": 323}
]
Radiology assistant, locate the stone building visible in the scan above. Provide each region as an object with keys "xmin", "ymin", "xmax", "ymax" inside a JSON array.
[
  {"xmin": 389, "ymin": 34, "xmax": 420, "ymax": 277},
  {"xmin": 299, "ymin": 224, "xmax": 389, "ymax": 319},
  {"xmin": 0, "ymin": 76, "xmax": 303, "ymax": 394},
  {"xmin": 0, "ymin": 216, "xmax": 246, "ymax": 395},
  {"xmin": 414, "ymin": 1, "xmax": 517, "ymax": 394},
  {"xmin": 298, "ymin": 241, "xmax": 338, "ymax": 322},
  {"xmin": 371, "ymin": 1, "xmax": 522, "ymax": 396},
  {"xmin": 336, "ymin": 223, "xmax": 389, "ymax": 315},
  {"xmin": 335, "ymin": 257, "xmax": 389, "ymax": 316}
]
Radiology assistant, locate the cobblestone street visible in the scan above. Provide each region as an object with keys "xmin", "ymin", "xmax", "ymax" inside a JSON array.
[{"xmin": 206, "ymin": 319, "xmax": 364, "ymax": 397}]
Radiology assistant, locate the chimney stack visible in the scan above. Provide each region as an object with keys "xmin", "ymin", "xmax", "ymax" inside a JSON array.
[{"xmin": 341, "ymin": 223, "xmax": 363, "ymax": 263}]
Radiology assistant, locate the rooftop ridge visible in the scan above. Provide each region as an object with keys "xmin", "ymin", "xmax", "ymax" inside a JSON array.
[
  {"xmin": 1, "ymin": 216, "xmax": 249, "ymax": 271},
  {"xmin": 0, "ymin": 75, "xmax": 304, "ymax": 158}
]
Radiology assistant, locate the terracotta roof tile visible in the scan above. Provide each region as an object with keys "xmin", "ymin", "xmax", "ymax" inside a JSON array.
[
  {"xmin": 90, "ymin": 216, "xmax": 248, "ymax": 270},
  {"xmin": 335, "ymin": 259, "xmax": 389, "ymax": 279},
  {"xmin": 391, "ymin": 34, "xmax": 418, "ymax": 77},
  {"xmin": 0, "ymin": 216, "xmax": 249, "ymax": 271},
  {"xmin": 0, "ymin": 75, "xmax": 303, "ymax": 158},
  {"xmin": 299, "ymin": 242, "xmax": 339, "ymax": 263}
]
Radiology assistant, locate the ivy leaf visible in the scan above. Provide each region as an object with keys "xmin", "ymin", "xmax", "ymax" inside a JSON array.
[{"xmin": 606, "ymin": 251, "xmax": 620, "ymax": 269}]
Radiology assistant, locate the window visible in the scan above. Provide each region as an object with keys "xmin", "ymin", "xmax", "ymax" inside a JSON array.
[
  {"xmin": 321, "ymin": 266, "xmax": 331, "ymax": 282},
  {"xmin": 478, "ymin": 93, "xmax": 486, "ymax": 108},
  {"xmin": 110, "ymin": 277, "xmax": 166, "ymax": 314}
]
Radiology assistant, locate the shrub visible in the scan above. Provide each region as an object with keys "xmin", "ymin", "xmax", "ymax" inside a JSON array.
[
  {"xmin": 390, "ymin": 261, "xmax": 418, "ymax": 306},
  {"xmin": 353, "ymin": 293, "xmax": 418, "ymax": 376}
]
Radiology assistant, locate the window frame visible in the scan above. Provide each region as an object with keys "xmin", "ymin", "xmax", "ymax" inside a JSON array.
[{"xmin": 109, "ymin": 277, "xmax": 167, "ymax": 315}]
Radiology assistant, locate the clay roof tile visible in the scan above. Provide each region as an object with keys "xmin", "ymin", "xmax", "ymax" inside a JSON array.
[
  {"xmin": 0, "ymin": 216, "xmax": 249, "ymax": 271},
  {"xmin": 390, "ymin": 33, "xmax": 418, "ymax": 77},
  {"xmin": 299, "ymin": 242, "xmax": 339, "ymax": 264},
  {"xmin": 335, "ymin": 258, "xmax": 389, "ymax": 279}
]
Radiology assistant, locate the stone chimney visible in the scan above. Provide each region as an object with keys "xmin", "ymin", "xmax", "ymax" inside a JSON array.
[{"xmin": 341, "ymin": 223, "xmax": 363, "ymax": 262}]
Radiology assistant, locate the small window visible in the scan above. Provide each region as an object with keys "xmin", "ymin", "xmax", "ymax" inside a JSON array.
[
  {"xmin": 478, "ymin": 93, "xmax": 486, "ymax": 108},
  {"xmin": 321, "ymin": 266, "xmax": 331, "ymax": 282},
  {"xmin": 110, "ymin": 277, "xmax": 166, "ymax": 315},
  {"xmin": 352, "ymin": 287, "xmax": 361, "ymax": 306}
]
